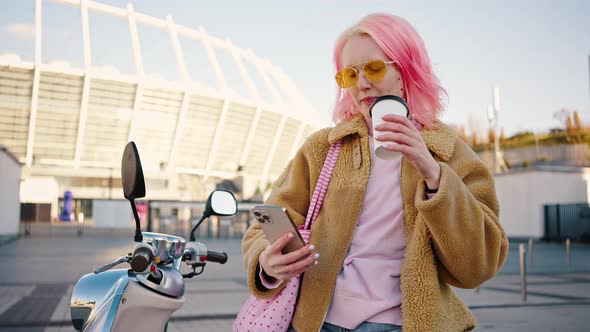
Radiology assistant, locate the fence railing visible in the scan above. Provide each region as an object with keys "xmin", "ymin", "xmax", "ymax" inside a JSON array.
[
  {"xmin": 544, "ymin": 203, "xmax": 590, "ymax": 242},
  {"xmin": 19, "ymin": 222, "xmax": 133, "ymax": 238},
  {"xmin": 18, "ymin": 219, "xmax": 246, "ymax": 239}
]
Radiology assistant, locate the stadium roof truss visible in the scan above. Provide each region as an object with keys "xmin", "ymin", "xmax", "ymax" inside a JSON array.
[{"xmin": 0, "ymin": 0, "xmax": 319, "ymax": 185}]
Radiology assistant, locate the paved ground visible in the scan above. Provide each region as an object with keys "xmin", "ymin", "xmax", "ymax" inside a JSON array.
[{"xmin": 0, "ymin": 236, "xmax": 589, "ymax": 332}]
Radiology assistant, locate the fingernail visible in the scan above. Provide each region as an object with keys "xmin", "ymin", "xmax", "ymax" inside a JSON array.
[
  {"xmin": 314, "ymin": 261, "xmax": 318, "ymax": 266},
  {"xmin": 288, "ymin": 233, "xmax": 294, "ymax": 238},
  {"xmin": 308, "ymin": 245, "xmax": 315, "ymax": 251},
  {"xmin": 313, "ymin": 253, "xmax": 320, "ymax": 260}
]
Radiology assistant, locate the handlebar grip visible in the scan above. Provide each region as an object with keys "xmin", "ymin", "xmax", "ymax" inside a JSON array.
[
  {"xmin": 206, "ymin": 250, "xmax": 228, "ymax": 264},
  {"xmin": 130, "ymin": 247, "xmax": 152, "ymax": 272}
]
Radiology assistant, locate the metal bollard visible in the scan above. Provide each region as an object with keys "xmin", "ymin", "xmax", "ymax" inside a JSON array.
[
  {"xmin": 566, "ymin": 238, "xmax": 571, "ymax": 267},
  {"xmin": 519, "ymin": 244, "xmax": 527, "ymax": 303},
  {"xmin": 528, "ymin": 238, "xmax": 533, "ymax": 266}
]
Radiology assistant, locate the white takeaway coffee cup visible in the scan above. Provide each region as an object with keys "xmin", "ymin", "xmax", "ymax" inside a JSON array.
[{"xmin": 369, "ymin": 95, "xmax": 410, "ymax": 160}]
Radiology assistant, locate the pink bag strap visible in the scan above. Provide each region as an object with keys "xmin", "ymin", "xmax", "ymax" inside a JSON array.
[{"xmin": 304, "ymin": 140, "xmax": 342, "ymax": 230}]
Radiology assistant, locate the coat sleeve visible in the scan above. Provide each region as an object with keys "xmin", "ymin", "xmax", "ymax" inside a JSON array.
[
  {"xmin": 414, "ymin": 139, "xmax": 509, "ymax": 289},
  {"xmin": 241, "ymin": 144, "xmax": 312, "ymax": 298}
]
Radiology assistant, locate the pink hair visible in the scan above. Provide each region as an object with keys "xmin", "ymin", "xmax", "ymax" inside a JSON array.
[{"xmin": 332, "ymin": 13, "xmax": 447, "ymax": 128}]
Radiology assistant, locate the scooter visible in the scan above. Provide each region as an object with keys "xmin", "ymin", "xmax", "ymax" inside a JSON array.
[{"xmin": 70, "ymin": 142, "xmax": 238, "ymax": 332}]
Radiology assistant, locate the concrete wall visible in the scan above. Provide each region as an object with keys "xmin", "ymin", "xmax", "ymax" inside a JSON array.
[
  {"xmin": 495, "ymin": 168, "xmax": 590, "ymax": 239},
  {"xmin": 20, "ymin": 177, "xmax": 60, "ymax": 220},
  {"xmin": 478, "ymin": 144, "xmax": 589, "ymax": 168},
  {"xmin": 0, "ymin": 147, "xmax": 21, "ymax": 240},
  {"xmin": 92, "ymin": 200, "xmax": 134, "ymax": 229}
]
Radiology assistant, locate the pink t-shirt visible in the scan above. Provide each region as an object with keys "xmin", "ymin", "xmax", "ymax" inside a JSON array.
[{"xmin": 324, "ymin": 138, "xmax": 405, "ymax": 328}]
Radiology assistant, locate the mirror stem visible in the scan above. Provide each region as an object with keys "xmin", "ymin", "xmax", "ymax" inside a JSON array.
[
  {"xmin": 129, "ymin": 199, "xmax": 143, "ymax": 242},
  {"xmin": 189, "ymin": 215, "xmax": 207, "ymax": 242}
]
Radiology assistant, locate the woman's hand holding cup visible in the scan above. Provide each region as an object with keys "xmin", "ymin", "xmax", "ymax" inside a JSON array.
[{"xmin": 372, "ymin": 96, "xmax": 441, "ymax": 190}]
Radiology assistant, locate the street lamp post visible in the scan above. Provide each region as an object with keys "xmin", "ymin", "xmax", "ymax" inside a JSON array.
[
  {"xmin": 487, "ymin": 103, "xmax": 497, "ymax": 172},
  {"xmin": 488, "ymin": 85, "xmax": 507, "ymax": 173}
]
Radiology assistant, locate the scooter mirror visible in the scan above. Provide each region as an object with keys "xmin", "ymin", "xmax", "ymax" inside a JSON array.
[
  {"xmin": 189, "ymin": 190, "xmax": 237, "ymax": 241},
  {"xmin": 205, "ymin": 190, "xmax": 238, "ymax": 217},
  {"xmin": 121, "ymin": 142, "xmax": 145, "ymax": 242},
  {"xmin": 121, "ymin": 142, "xmax": 145, "ymax": 200}
]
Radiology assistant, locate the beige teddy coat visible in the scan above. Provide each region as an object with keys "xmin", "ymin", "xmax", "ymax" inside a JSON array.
[{"xmin": 242, "ymin": 113, "xmax": 508, "ymax": 332}]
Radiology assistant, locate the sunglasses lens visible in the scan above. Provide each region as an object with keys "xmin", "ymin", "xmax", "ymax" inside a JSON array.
[
  {"xmin": 336, "ymin": 68, "xmax": 358, "ymax": 88},
  {"xmin": 336, "ymin": 60, "xmax": 391, "ymax": 88},
  {"xmin": 364, "ymin": 60, "xmax": 387, "ymax": 82}
]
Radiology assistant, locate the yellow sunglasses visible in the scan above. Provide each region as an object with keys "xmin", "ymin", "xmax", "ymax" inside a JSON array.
[{"xmin": 335, "ymin": 59, "xmax": 396, "ymax": 88}]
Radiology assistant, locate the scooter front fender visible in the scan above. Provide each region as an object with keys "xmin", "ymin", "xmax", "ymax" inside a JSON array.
[{"xmin": 71, "ymin": 269, "xmax": 129, "ymax": 332}]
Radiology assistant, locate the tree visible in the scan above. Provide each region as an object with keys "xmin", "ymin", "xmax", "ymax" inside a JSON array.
[
  {"xmin": 573, "ymin": 111, "xmax": 583, "ymax": 130},
  {"xmin": 566, "ymin": 115, "xmax": 574, "ymax": 133},
  {"xmin": 471, "ymin": 133, "xmax": 479, "ymax": 147},
  {"xmin": 457, "ymin": 125, "xmax": 469, "ymax": 144},
  {"xmin": 467, "ymin": 112, "xmax": 483, "ymax": 146},
  {"xmin": 488, "ymin": 127, "xmax": 495, "ymax": 145},
  {"xmin": 553, "ymin": 108, "xmax": 570, "ymax": 131},
  {"xmin": 508, "ymin": 131, "xmax": 534, "ymax": 140}
]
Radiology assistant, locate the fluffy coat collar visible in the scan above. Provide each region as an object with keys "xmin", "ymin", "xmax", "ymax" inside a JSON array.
[{"xmin": 327, "ymin": 113, "xmax": 457, "ymax": 161}]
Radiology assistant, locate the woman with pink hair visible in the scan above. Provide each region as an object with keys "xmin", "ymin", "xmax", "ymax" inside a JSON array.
[{"xmin": 241, "ymin": 13, "xmax": 508, "ymax": 332}]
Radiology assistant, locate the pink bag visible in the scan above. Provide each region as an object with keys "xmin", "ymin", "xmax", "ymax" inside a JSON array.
[{"xmin": 233, "ymin": 140, "xmax": 342, "ymax": 332}]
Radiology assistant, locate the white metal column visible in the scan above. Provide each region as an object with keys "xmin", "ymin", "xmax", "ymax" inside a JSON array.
[
  {"xmin": 166, "ymin": 15, "xmax": 191, "ymax": 171},
  {"xmin": 228, "ymin": 43, "xmax": 259, "ymax": 101},
  {"xmin": 127, "ymin": 4, "xmax": 144, "ymax": 76},
  {"xmin": 166, "ymin": 15, "xmax": 189, "ymax": 81},
  {"xmin": 261, "ymin": 114, "xmax": 287, "ymax": 186},
  {"xmin": 168, "ymin": 92, "xmax": 190, "ymax": 171},
  {"xmin": 204, "ymin": 99, "xmax": 231, "ymax": 179},
  {"xmin": 254, "ymin": 57, "xmax": 282, "ymax": 103},
  {"xmin": 26, "ymin": 0, "xmax": 42, "ymax": 166},
  {"xmin": 128, "ymin": 84, "xmax": 143, "ymax": 142},
  {"xmin": 288, "ymin": 122, "xmax": 306, "ymax": 161},
  {"xmin": 238, "ymin": 107, "xmax": 262, "ymax": 171},
  {"xmin": 127, "ymin": 3, "xmax": 144, "ymax": 142},
  {"xmin": 74, "ymin": 0, "xmax": 92, "ymax": 168},
  {"xmin": 199, "ymin": 26, "xmax": 228, "ymax": 92},
  {"xmin": 200, "ymin": 27, "xmax": 230, "ymax": 179}
]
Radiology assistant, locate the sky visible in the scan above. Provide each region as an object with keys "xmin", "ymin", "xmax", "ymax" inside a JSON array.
[{"xmin": 0, "ymin": 0, "xmax": 589, "ymax": 137}]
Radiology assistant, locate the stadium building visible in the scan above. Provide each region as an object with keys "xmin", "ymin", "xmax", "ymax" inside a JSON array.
[{"xmin": 0, "ymin": 0, "xmax": 320, "ymax": 235}]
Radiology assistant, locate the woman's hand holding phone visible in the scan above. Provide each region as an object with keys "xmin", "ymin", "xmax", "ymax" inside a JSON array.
[{"xmin": 259, "ymin": 232, "xmax": 319, "ymax": 281}]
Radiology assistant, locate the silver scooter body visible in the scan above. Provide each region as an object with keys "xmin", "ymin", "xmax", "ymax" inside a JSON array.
[
  {"xmin": 71, "ymin": 142, "xmax": 236, "ymax": 332},
  {"xmin": 71, "ymin": 233, "xmax": 187, "ymax": 332},
  {"xmin": 71, "ymin": 269, "xmax": 130, "ymax": 331}
]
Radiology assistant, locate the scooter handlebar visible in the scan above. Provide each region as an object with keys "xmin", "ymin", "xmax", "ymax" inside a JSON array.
[
  {"xmin": 206, "ymin": 250, "xmax": 228, "ymax": 264},
  {"xmin": 182, "ymin": 241, "xmax": 228, "ymax": 264},
  {"xmin": 130, "ymin": 247, "xmax": 153, "ymax": 272}
]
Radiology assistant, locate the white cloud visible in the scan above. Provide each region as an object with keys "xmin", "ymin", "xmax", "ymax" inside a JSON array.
[{"xmin": 4, "ymin": 23, "xmax": 35, "ymax": 40}]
